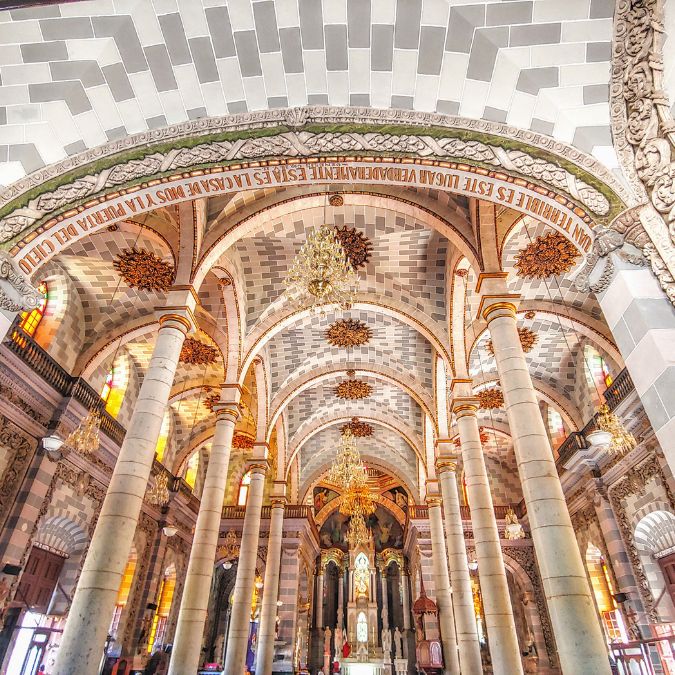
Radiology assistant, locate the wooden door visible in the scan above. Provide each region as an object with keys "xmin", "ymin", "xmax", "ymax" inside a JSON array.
[
  {"xmin": 658, "ymin": 552, "xmax": 675, "ymax": 606},
  {"xmin": 15, "ymin": 546, "xmax": 65, "ymax": 613}
]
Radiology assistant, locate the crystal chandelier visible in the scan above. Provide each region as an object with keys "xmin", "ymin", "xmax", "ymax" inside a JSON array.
[
  {"xmin": 146, "ymin": 471, "xmax": 171, "ymax": 506},
  {"xmin": 504, "ymin": 508, "xmax": 525, "ymax": 540},
  {"xmin": 285, "ymin": 224, "xmax": 358, "ymax": 313},
  {"xmin": 597, "ymin": 404, "xmax": 637, "ymax": 454},
  {"xmin": 62, "ymin": 410, "xmax": 101, "ymax": 455},
  {"xmin": 346, "ymin": 513, "xmax": 370, "ymax": 548}
]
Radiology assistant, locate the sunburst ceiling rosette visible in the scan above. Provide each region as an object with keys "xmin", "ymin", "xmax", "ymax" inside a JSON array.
[
  {"xmin": 325, "ymin": 318, "xmax": 373, "ymax": 348},
  {"xmin": 334, "ymin": 226, "xmax": 373, "ymax": 271},
  {"xmin": 335, "ymin": 372, "xmax": 373, "ymax": 401},
  {"xmin": 514, "ymin": 232, "xmax": 579, "ymax": 279},
  {"xmin": 477, "ymin": 387, "xmax": 504, "ymax": 410},
  {"xmin": 113, "ymin": 247, "xmax": 175, "ymax": 292},
  {"xmin": 341, "ymin": 417, "xmax": 374, "ymax": 438},
  {"xmin": 486, "ymin": 327, "xmax": 537, "ymax": 356}
]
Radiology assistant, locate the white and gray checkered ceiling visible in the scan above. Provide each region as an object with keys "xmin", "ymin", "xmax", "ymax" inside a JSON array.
[{"xmin": 0, "ymin": 0, "xmax": 617, "ymax": 185}]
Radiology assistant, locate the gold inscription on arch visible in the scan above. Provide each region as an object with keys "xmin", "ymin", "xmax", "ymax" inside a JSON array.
[{"xmin": 14, "ymin": 159, "xmax": 594, "ymax": 275}]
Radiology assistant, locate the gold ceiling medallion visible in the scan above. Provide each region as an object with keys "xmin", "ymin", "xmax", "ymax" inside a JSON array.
[
  {"xmin": 514, "ymin": 232, "xmax": 579, "ymax": 279},
  {"xmin": 285, "ymin": 224, "xmax": 358, "ymax": 313},
  {"xmin": 113, "ymin": 247, "xmax": 175, "ymax": 292},
  {"xmin": 232, "ymin": 432, "xmax": 255, "ymax": 450},
  {"xmin": 524, "ymin": 310, "xmax": 536, "ymax": 320},
  {"xmin": 341, "ymin": 417, "xmax": 374, "ymax": 438},
  {"xmin": 335, "ymin": 371, "xmax": 373, "ymax": 400},
  {"xmin": 329, "ymin": 194, "xmax": 344, "ymax": 206},
  {"xmin": 478, "ymin": 387, "xmax": 504, "ymax": 409},
  {"xmin": 486, "ymin": 327, "xmax": 537, "ymax": 356},
  {"xmin": 325, "ymin": 318, "xmax": 373, "ymax": 348},
  {"xmin": 334, "ymin": 226, "xmax": 373, "ymax": 271},
  {"xmin": 179, "ymin": 336, "xmax": 219, "ymax": 365}
]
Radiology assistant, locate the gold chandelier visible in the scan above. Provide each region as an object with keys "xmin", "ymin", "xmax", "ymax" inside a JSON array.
[
  {"xmin": 285, "ymin": 224, "xmax": 358, "ymax": 312},
  {"xmin": 346, "ymin": 513, "xmax": 370, "ymax": 548},
  {"xmin": 62, "ymin": 410, "xmax": 101, "ymax": 456},
  {"xmin": 146, "ymin": 471, "xmax": 171, "ymax": 506},
  {"xmin": 597, "ymin": 404, "xmax": 637, "ymax": 454}
]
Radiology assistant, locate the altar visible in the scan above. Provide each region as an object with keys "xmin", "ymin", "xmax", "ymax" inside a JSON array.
[{"xmin": 341, "ymin": 662, "xmax": 384, "ymax": 675}]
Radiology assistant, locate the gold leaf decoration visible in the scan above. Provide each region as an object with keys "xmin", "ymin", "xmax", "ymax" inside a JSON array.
[
  {"xmin": 203, "ymin": 391, "xmax": 220, "ymax": 412},
  {"xmin": 514, "ymin": 232, "xmax": 579, "ymax": 279},
  {"xmin": 486, "ymin": 327, "xmax": 538, "ymax": 356},
  {"xmin": 341, "ymin": 417, "xmax": 374, "ymax": 437},
  {"xmin": 477, "ymin": 387, "xmax": 504, "ymax": 409},
  {"xmin": 325, "ymin": 319, "xmax": 373, "ymax": 348},
  {"xmin": 335, "ymin": 378, "xmax": 373, "ymax": 401},
  {"xmin": 334, "ymin": 226, "xmax": 373, "ymax": 270},
  {"xmin": 232, "ymin": 432, "xmax": 255, "ymax": 450},
  {"xmin": 524, "ymin": 310, "xmax": 536, "ymax": 320},
  {"xmin": 113, "ymin": 247, "xmax": 175, "ymax": 292},
  {"xmin": 329, "ymin": 194, "xmax": 344, "ymax": 206},
  {"xmin": 180, "ymin": 337, "xmax": 219, "ymax": 365}
]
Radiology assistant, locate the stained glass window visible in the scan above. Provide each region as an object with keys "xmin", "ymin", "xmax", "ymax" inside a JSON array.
[
  {"xmin": 238, "ymin": 471, "xmax": 252, "ymax": 505},
  {"xmin": 19, "ymin": 282, "xmax": 47, "ymax": 336}
]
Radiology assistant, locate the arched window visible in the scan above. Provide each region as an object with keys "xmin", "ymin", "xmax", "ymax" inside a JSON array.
[
  {"xmin": 100, "ymin": 368, "xmax": 114, "ymax": 404},
  {"xmin": 184, "ymin": 452, "xmax": 199, "ymax": 490},
  {"xmin": 147, "ymin": 564, "xmax": 176, "ymax": 653},
  {"xmin": 19, "ymin": 282, "xmax": 48, "ymax": 336},
  {"xmin": 155, "ymin": 413, "xmax": 170, "ymax": 464},
  {"xmin": 586, "ymin": 544, "xmax": 627, "ymax": 642},
  {"xmin": 238, "ymin": 471, "xmax": 252, "ymax": 506},
  {"xmin": 109, "ymin": 548, "xmax": 137, "ymax": 639},
  {"xmin": 584, "ymin": 345, "xmax": 613, "ymax": 391},
  {"xmin": 547, "ymin": 406, "xmax": 566, "ymax": 449}
]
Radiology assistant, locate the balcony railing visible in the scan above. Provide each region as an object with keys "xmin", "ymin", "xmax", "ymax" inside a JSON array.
[{"xmin": 222, "ymin": 504, "xmax": 315, "ymax": 520}]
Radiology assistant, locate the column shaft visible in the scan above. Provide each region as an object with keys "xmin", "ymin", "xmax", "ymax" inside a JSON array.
[
  {"xmin": 316, "ymin": 572, "xmax": 325, "ymax": 629},
  {"xmin": 168, "ymin": 404, "xmax": 239, "ymax": 675},
  {"xmin": 381, "ymin": 572, "xmax": 389, "ymax": 630},
  {"xmin": 401, "ymin": 573, "xmax": 411, "ymax": 631},
  {"xmin": 428, "ymin": 498, "xmax": 460, "ymax": 675},
  {"xmin": 456, "ymin": 409, "xmax": 523, "ymax": 675},
  {"xmin": 223, "ymin": 464, "xmax": 268, "ymax": 674},
  {"xmin": 487, "ymin": 302, "xmax": 610, "ymax": 674},
  {"xmin": 437, "ymin": 461, "xmax": 483, "ymax": 675},
  {"xmin": 256, "ymin": 499, "xmax": 285, "ymax": 675},
  {"xmin": 53, "ymin": 316, "xmax": 189, "ymax": 675},
  {"xmin": 337, "ymin": 569, "xmax": 344, "ymax": 628}
]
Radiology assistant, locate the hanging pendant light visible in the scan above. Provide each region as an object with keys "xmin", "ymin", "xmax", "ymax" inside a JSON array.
[
  {"xmin": 62, "ymin": 409, "xmax": 101, "ymax": 456},
  {"xmin": 146, "ymin": 471, "xmax": 171, "ymax": 506},
  {"xmin": 596, "ymin": 403, "xmax": 637, "ymax": 455}
]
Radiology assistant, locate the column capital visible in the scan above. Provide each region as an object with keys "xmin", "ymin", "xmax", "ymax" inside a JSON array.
[
  {"xmin": 451, "ymin": 397, "xmax": 480, "ymax": 417},
  {"xmin": 213, "ymin": 404, "xmax": 240, "ymax": 423},
  {"xmin": 246, "ymin": 460, "xmax": 269, "ymax": 476},
  {"xmin": 156, "ymin": 308, "xmax": 196, "ymax": 333},
  {"xmin": 478, "ymin": 296, "xmax": 520, "ymax": 323},
  {"xmin": 270, "ymin": 496, "xmax": 287, "ymax": 508},
  {"xmin": 435, "ymin": 455, "xmax": 459, "ymax": 474},
  {"xmin": 426, "ymin": 494, "xmax": 443, "ymax": 507}
]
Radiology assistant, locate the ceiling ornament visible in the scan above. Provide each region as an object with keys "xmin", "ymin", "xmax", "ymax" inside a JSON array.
[
  {"xmin": 524, "ymin": 310, "xmax": 536, "ymax": 320},
  {"xmin": 179, "ymin": 337, "xmax": 219, "ymax": 365},
  {"xmin": 232, "ymin": 432, "xmax": 255, "ymax": 450},
  {"xmin": 325, "ymin": 318, "xmax": 373, "ymax": 348},
  {"xmin": 597, "ymin": 404, "xmax": 637, "ymax": 455},
  {"xmin": 341, "ymin": 417, "xmax": 374, "ymax": 438},
  {"xmin": 335, "ymin": 372, "xmax": 373, "ymax": 400},
  {"xmin": 329, "ymin": 194, "xmax": 344, "ymax": 206},
  {"xmin": 113, "ymin": 247, "xmax": 175, "ymax": 292},
  {"xmin": 486, "ymin": 327, "xmax": 537, "ymax": 356},
  {"xmin": 285, "ymin": 224, "xmax": 358, "ymax": 313},
  {"xmin": 454, "ymin": 268, "xmax": 469, "ymax": 278},
  {"xmin": 203, "ymin": 388, "xmax": 220, "ymax": 413},
  {"xmin": 514, "ymin": 232, "xmax": 579, "ymax": 279},
  {"xmin": 334, "ymin": 226, "xmax": 373, "ymax": 271},
  {"xmin": 477, "ymin": 387, "xmax": 504, "ymax": 410},
  {"xmin": 478, "ymin": 427, "xmax": 490, "ymax": 444},
  {"xmin": 346, "ymin": 513, "xmax": 370, "ymax": 548}
]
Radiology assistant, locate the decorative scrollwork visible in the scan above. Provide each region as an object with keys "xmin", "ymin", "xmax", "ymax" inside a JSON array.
[
  {"xmin": 335, "ymin": 376, "xmax": 373, "ymax": 401},
  {"xmin": 487, "ymin": 327, "xmax": 537, "ymax": 356},
  {"xmin": 477, "ymin": 387, "xmax": 504, "ymax": 409},
  {"xmin": 334, "ymin": 226, "xmax": 373, "ymax": 270},
  {"xmin": 514, "ymin": 232, "xmax": 579, "ymax": 279},
  {"xmin": 113, "ymin": 248, "xmax": 175, "ymax": 292},
  {"xmin": 179, "ymin": 336, "xmax": 219, "ymax": 365},
  {"xmin": 340, "ymin": 417, "xmax": 374, "ymax": 437},
  {"xmin": 325, "ymin": 318, "xmax": 373, "ymax": 348}
]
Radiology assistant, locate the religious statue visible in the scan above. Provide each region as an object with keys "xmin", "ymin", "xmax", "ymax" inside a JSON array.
[
  {"xmin": 381, "ymin": 627, "xmax": 392, "ymax": 657},
  {"xmin": 393, "ymin": 627, "xmax": 403, "ymax": 659},
  {"xmin": 324, "ymin": 626, "xmax": 332, "ymax": 655},
  {"xmin": 334, "ymin": 626, "xmax": 344, "ymax": 657}
]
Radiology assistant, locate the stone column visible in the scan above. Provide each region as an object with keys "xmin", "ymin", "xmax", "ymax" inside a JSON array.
[
  {"xmin": 453, "ymin": 401, "xmax": 523, "ymax": 675},
  {"xmin": 316, "ymin": 567, "xmax": 325, "ymax": 629},
  {"xmin": 222, "ymin": 461, "xmax": 268, "ymax": 674},
  {"xmin": 380, "ymin": 569, "xmax": 389, "ymax": 630},
  {"xmin": 53, "ymin": 312, "xmax": 192, "ymax": 675},
  {"xmin": 436, "ymin": 453, "xmax": 483, "ymax": 675},
  {"xmin": 484, "ymin": 297, "xmax": 611, "ymax": 674},
  {"xmin": 427, "ymin": 495, "xmax": 460, "ymax": 675},
  {"xmin": 400, "ymin": 570, "xmax": 411, "ymax": 631},
  {"xmin": 256, "ymin": 489, "xmax": 286, "ymax": 675},
  {"xmin": 337, "ymin": 566, "xmax": 344, "ymax": 628},
  {"xmin": 168, "ymin": 393, "xmax": 240, "ymax": 675}
]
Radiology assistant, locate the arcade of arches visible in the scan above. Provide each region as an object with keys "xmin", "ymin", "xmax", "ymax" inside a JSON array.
[{"xmin": 1, "ymin": 1, "xmax": 675, "ymax": 675}]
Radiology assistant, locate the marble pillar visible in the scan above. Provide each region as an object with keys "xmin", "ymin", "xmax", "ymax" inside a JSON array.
[
  {"xmin": 484, "ymin": 298, "xmax": 610, "ymax": 674},
  {"xmin": 168, "ymin": 395, "xmax": 240, "ymax": 675},
  {"xmin": 223, "ymin": 462, "xmax": 268, "ymax": 674},
  {"xmin": 427, "ymin": 496, "xmax": 460, "ymax": 675},
  {"xmin": 316, "ymin": 569, "xmax": 325, "ymax": 629},
  {"xmin": 400, "ymin": 571, "xmax": 411, "ymax": 631},
  {"xmin": 454, "ymin": 402, "xmax": 523, "ymax": 675},
  {"xmin": 337, "ymin": 567, "xmax": 344, "ymax": 628},
  {"xmin": 53, "ymin": 313, "xmax": 191, "ymax": 675},
  {"xmin": 256, "ymin": 491, "xmax": 286, "ymax": 675},
  {"xmin": 381, "ymin": 570, "xmax": 390, "ymax": 630},
  {"xmin": 436, "ymin": 453, "xmax": 483, "ymax": 675}
]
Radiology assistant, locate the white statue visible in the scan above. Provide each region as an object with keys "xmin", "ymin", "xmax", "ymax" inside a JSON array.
[
  {"xmin": 335, "ymin": 625, "xmax": 344, "ymax": 657},
  {"xmin": 393, "ymin": 627, "xmax": 403, "ymax": 659},
  {"xmin": 324, "ymin": 626, "xmax": 332, "ymax": 655},
  {"xmin": 381, "ymin": 627, "xmax": 392, "ymax": 656}
]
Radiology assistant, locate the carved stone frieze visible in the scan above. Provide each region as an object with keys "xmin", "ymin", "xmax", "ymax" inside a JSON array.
[{"xmin": 0, "ymin": 108, "xmax": 629, "ymax": 245}]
